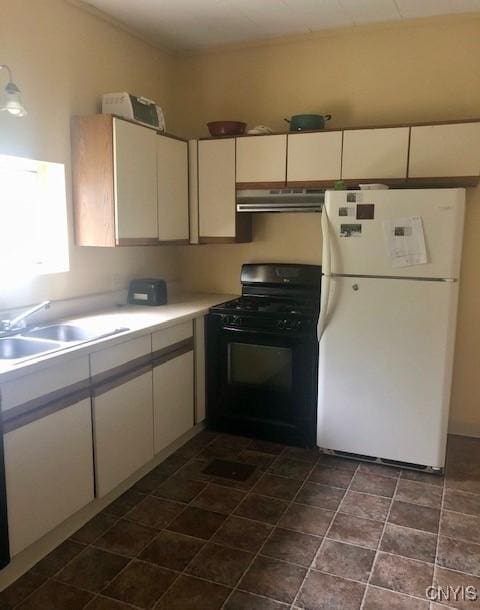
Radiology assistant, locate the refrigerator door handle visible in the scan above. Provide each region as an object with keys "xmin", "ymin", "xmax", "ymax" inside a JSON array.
[
  {"xmin": 317, "ymin": 273, "xmax": 331, "ymax": 342},
  {"xmin": 321, "ymin": 201, "xmax": 331, "ymax": 277},
  {"xmin": 317, "ymin": 203, "xmax": 332, "ymax": 342}
]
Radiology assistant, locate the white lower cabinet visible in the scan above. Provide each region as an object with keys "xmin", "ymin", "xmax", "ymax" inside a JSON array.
[
  {"xmin": 194, "ymin": 317, "xmax": 206, "ymax": 424},
  {"xmin": 93, "ymin": 370, "xmax": 154, "ymax": 498},
  {"xmin": 153, "ymin": 351, "xmax": 194, "ymax": 454},
  {"xmin": 4, "ymin": 399, "xmax": 94, "ymax": 556}
]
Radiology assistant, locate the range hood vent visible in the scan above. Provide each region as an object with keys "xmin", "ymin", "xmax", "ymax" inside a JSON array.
[{"xmin": 236, "ymin": 188, "xmax": 324, "ymax": 213}]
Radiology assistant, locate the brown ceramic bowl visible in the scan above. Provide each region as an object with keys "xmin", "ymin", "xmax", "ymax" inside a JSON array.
[{"xmin": 207, "ymin": 121, "xmax": 247, "ymax": 136}]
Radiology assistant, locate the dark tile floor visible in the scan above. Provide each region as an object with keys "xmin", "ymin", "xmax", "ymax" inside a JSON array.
[{"xmin": 1, "ymin": 432, "xmax": 480, "ymax": 609}]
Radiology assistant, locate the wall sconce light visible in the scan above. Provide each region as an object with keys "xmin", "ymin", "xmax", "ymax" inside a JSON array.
[{"xmin": 0, "ymin": 65, "xmax": 27, "ymax": 117}]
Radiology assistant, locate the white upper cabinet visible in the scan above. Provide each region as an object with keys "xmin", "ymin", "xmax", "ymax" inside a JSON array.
[
  {"xmin": 409, "ymin": 122, "xmax": 480, "ymax": 178},
  {"xmin": 236, "ymin": 135, "xmax": 287, "ymax": 183},
  {"xmin": 188, "ymin": 139, "xmax": 199, "ymax": 244},
  {"xmin": 198, "ymin": 138, "xmax": 236, "ymax": 239},
  {"xmin": 157, "ymin": 135, "xmax": 189, "ymax": 242},
  {"xmin": 287, "ymin": 131, "xmax": 342, "ymax": 182},
  {"xmin": 113, "ymin": 118, "xmax": 158, "ymax": 243},
  {"xmin": 342, "ymin": 127, "xmax": 410, "ymax": 180}
]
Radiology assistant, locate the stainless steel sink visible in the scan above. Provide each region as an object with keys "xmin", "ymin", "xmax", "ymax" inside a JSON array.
[
  {"xmin": 24, "ymin": 324, "xmax": 99, "ymax": 342},
  {"xmin": 0, "ymin": 337, "xmax": 60, "ymax": 359},
  {"xmin": 0, "ymin": 324, "xmax": 130, "ymax": 363}
]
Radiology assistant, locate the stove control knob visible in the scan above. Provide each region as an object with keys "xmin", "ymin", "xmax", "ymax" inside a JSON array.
[
  {"xmin": 277, "ymin": 319, "xmax": 285, "ymax": 329},
  {"xmin": 233, "ymin": 316, "xmax": 242, "ymax": 326}
]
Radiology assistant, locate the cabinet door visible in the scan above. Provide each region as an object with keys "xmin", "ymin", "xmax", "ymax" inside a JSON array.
[
  {"xmin": 194, "ymin": 317, "xmax": 206, "ymax": 424},
  {"xmin": 198, "ymin": 139, "xmax": 236, "ymax": 238},
  {"xmin": 153, "ymin": 351, "xmax": 194, "ymax": 454},
  {"xmin": 113, "ymin": 118, "xmax": 158, "ymax": 243},
  {"xmin": 93, "ymin": 371, "xmax": 154, "ymax": 497},
  {"xmin": 4, "ymin": 399, "xmax": 94, "ymax": 556},
  {"xmin": 157, "ymin": 135, "xmax": 189, "ymax": 242},
  {"xmin": 287, "ymin": 131, "xmax": 342, "ymax": 182},
  {"xmin": 188, "ymin": 140, "xmax": 199, "ymax": 244},
  {"xmin": 236, "ymin": 135, "xmax": 287, "ymax": 184},
  {"xmin": 342, "ymin": 127, "xmax": 409, "ymax": 180},
  {"xmin": 409, "ymin": 122, "xmax": 480, "ymax": 178}
]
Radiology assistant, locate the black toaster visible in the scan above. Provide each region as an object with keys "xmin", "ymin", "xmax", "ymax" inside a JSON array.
[{"xmin": 128, "ymin": 278, "xmax": 167, "ymax": 306}]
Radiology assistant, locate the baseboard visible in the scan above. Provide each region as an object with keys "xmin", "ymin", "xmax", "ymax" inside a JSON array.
[{"xmin": 448, "ymin": 419, "xmax": 480, "ymax": 438}]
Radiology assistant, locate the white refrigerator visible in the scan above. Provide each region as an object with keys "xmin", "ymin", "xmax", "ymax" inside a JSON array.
[{"xmin": 317, "ymin": 188, "xmax": 465, "ymax": 470}]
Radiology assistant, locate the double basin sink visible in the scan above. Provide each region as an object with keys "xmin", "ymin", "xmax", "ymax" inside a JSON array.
[{"xmin": 0, "ymin": 324, "xmax": 129, "ymax": 361}]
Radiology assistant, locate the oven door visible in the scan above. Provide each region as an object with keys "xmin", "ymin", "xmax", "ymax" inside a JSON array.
[{"xmin": 206, "ymin": 317, "xmax": 318, "ymax": 446}]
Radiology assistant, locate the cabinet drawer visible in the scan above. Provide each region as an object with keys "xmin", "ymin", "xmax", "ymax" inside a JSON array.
[
  {"xmin": 1, "ymin": 356, "xmax": 89, "ymax": 413},
  {"xmin": 152, "ymin": 321, "xmax": 193, "ymax": 353},
  {"xmin": 409, "ymin": 123, "xmax": 480, "ymax": 178},
  {"xmin": 90, "ymin": 334, "xmax": 151, "ymax": 377},
  {"xmin": 5, "ymin": 399, "xmax": 94, "ymax": 555},
  {"xmin": 342, "ymin": 127, "xmax": 409, "ymax": 180}
]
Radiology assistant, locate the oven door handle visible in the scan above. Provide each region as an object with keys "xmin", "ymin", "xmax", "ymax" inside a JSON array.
[{"xmin": 222, "ymin": 325, "xmax": 309, "ymax": 339}]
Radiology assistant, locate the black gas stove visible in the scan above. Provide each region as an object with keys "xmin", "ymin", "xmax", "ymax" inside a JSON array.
[
  {"xmin": 210, "ymin": 264, "xmax": 320, "ymax": 333},
  {"xmin": 206, "ymin": 263, "xmax": 321, "ymax": 447}
]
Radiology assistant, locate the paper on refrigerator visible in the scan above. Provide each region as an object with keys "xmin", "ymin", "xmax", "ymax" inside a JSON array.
[{"xmin": 383, "ymin": 216, "xmax": 428, "ymax": 268}]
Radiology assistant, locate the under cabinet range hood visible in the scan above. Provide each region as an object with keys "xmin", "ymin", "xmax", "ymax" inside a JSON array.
[{"xmin": 236, "ymin": 188, "xmax": 324, "ymax": 213}]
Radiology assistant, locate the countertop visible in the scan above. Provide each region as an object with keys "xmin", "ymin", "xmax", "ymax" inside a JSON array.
[{"xmin": 0, "ymin": 292, "xmax": 235, "ymax": 382}]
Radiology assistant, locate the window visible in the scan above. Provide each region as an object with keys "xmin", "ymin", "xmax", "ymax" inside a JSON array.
[{"xmin": 0, "ymin": 154, "xmax": 69, "ymax": 281}]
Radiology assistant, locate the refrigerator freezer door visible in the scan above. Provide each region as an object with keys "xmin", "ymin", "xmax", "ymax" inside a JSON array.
[
  {"xmin": 324, "ymin": 189, "xmax": 465, "ymax": 279},
  {"xmin": 317, "ymin": 276, "xmax": 459, "ymax": 468}
]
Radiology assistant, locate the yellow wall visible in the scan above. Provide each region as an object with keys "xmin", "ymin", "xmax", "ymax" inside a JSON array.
[
  {"xmin": 173, "ymin": 15, "xmax": 480, "ymax": 435},
  {"xmin": 0, "ymin": 0, "xmax": 179, "ymax": 309},
  {"xmin": 0, "ymin": 4, "xmax": 479, "ymax": 434}
]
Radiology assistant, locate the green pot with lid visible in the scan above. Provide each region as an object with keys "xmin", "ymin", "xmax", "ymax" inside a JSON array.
[{"xmin": 284, "ymin": 114, "xmax": 332, "ymax": 131}]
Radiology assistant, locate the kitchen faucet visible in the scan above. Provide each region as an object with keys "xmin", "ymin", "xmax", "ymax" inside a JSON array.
[{"xmin": 0, "ymin": 301, "xmax": 51, "ymax": 333}]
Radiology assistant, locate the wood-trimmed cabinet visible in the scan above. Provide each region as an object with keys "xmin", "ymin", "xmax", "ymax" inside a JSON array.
[
  {"xmin": 341, "ymin": 127, "xmax": 410, "ymax": 181},
  {"xmin": 93, "ymin": 369, "xmax": 154, "ymax": 498},
  {"xmin": 72, "ymin": 116, "xmax": 480, "ymax": 250},
  {"xmin": 0, "ymin": 316, "xmax": 208, "ymax": 557},
  {"xmin": 193, "ymin": 138, "xmax": 251, "ymax": 243},
  {"xmin": 157, "ymin": 135, "xmax": 189, "ymax": 243},
  {"xmin": 152, "ymin": 321, "xmax": 195, "ymax": 453},
  {"xmin": 409, "ymin": 122, "xmax": 480, "ymax": 182},
  {"xmin": 287, "ymin": 131, "xmax": 342, "ymax": 185},
  {"xmin": 153, "ymin": 351, "xmax": 194, "ymax": 453},
  {"xmin": 4, "ymin": 399, "xmax": 94, "ymax": 555},
  {"xmin": 72, "ymin": 115, "xmax": 189, "ymax": 247},
  {"xmin": 236, "ymin": 134, "xmax": 287, "ymax": 186}
]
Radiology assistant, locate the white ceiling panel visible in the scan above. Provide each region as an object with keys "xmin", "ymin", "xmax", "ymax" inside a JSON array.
[
  {"xmin": 447, "ymin": 0, "xmax": 480, "ymax": 12},
  {"xmin": 395, "ymin": 0, "xmax": 456, "ymax": 19},
  {"xmin": 283, "ymin": 0, "xmax": 353, "ymax": 30},
  {"xmin": 226, "ymin": 0, "xmax": 308, "ymax": 37},
  {"xmin": 339, "ymin": 0, "xmax": 401, "ymax": 24},
  {"xmin": 85, "ymin": 0, "xmax": 480, "ymax": 51}
]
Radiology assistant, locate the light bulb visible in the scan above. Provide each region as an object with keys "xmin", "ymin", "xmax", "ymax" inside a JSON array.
[{"xmin": 0, "ymin": 69, "xmax": 27, "ymax": 117}]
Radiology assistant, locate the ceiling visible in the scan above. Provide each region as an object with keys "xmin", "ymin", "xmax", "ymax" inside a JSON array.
[{"xmin": 84, "ymin": 0, "xmax": 480, "ymax": 52}]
